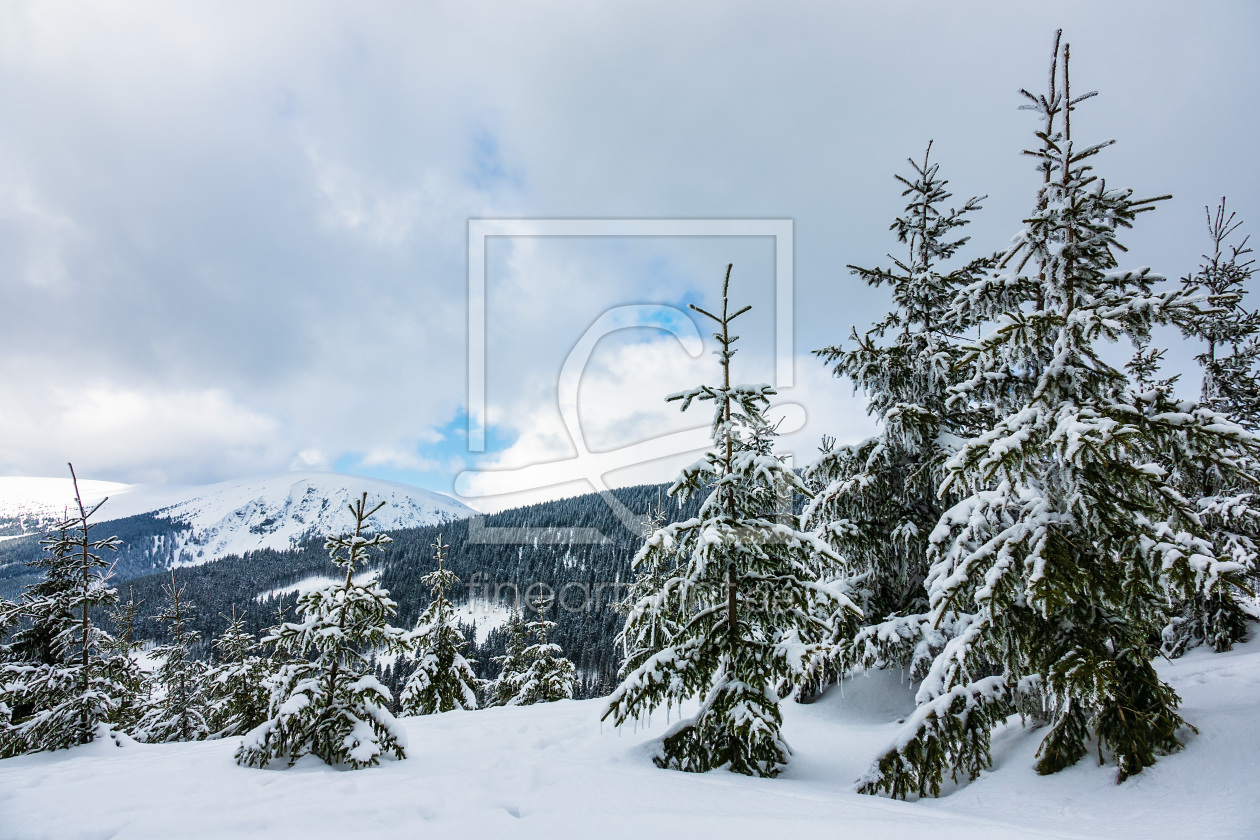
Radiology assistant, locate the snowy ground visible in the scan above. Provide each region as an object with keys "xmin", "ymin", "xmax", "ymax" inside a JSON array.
[
  {"xmin": 253, "ymin": 569, "xmax": 382, "ymax": 603},
  {"xmin": 452, "ymin": 599, "xmax": 514, "ymax": 644},
  {"xmin": 3, "ymin": 638, "xmax": 1258, "ymax": 839}
]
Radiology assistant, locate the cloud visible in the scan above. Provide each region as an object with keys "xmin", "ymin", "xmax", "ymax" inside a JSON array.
[
  {"xmin": 291, "ymin": 449, "xmax": 330, "ymax": 471},
  {"xmin": 0, "ymin": 178, "xmax": 80, "ymax": 293},
  {"xmin": 356, "ymin": 445, "xmax": 446, "ymax": 473},
  {"xmin": 0, "ymin": 0, "xmax": 1254, "ymax": 498},
  {"xmin": 303, "ymin": 137, "xmax": 477, "ymax": 247},
  {"xmin": 456, "ymin": 321, "xmax": 876, "ymax": 512},
  {"xmin": 0, "ymin": 384, "xmax": 284, "ymax": 484}
]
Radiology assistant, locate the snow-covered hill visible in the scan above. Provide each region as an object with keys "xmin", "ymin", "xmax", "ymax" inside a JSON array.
[
  {"xmin": 1, "ymin": 634, "xmax": 1258, "ymax": 839},
  {"xmin": 0, "ymin": 476, "xmax": 132, "ymax": 539},
  {"xmin": 0, "ymin": 473, "xmax": 475, "ymax": 565}
]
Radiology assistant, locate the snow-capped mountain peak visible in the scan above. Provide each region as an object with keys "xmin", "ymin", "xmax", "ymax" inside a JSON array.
[{"xmin": 0, "ymin": 472, "xmax": 476, "ymax": 565}]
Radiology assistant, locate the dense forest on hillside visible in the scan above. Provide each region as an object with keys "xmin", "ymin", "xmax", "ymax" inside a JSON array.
[
  {"xmin": 0, "ymin": 513, "xmax": 192, "ymax": 599},
  {"xmin": 15, "ymin": 483, "xmax": 724, "ymax": 700}
]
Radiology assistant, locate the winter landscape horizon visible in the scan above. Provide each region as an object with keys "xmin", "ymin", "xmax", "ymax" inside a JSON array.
[{"xmin": 4, "ymin": 2, "xmax": 1260, "ymax": 838}]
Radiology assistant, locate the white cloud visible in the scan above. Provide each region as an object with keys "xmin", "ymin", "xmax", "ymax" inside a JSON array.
[
  {"xmin": 0, "ymin": 384, "xmax": 285, "ymax": 484},
  {"xmin": 356, "ymin": 445, "xmax": 444, "ymax": 473},
  {"xmin": 0, "ymin": 178, "xmax": 80, "ymax": 293},
  {"xmin": 291, "ymin": 449, "xmax": 330, "ymax": 470},
  {"xmin": 456, "ymin": 326, "xmax": 875, "ymax": 511},
  {"xmin": 0, "ymin": 0, "xmax": 1253, "ymax": 496},
  {"xmin": 303, "ymin": 138, "xmax": 482, "ymax": 247}
]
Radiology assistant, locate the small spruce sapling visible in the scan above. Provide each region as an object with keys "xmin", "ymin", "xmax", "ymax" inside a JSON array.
[
  {"xmin": 137, "ymin": 572, "xmax": 209, "ymax": 743},
  {"xmin": 508, "ymin": 597, "xmax": 577, "ymax": 706},
  {"xmin": 203, "ymin": 608, "xmax": 273, "ymax": 738},
  {"xmin": 0, "ymin": 464, "xmax": 133, "ymax": 756},
  {"xmin": 399, "ymin": 535, "xmax": 481, "ymax": 715},
  {"xmin": 103, "ymin": 589, "xmax": 147, "ymax": 734},
  {"xmin": 603, "ymin": 265, "xmax": 859, "ymax": 777},
  {"xmin": 236, "ymin": 493, "xmax": 411, "ymax": 769},
  {"xmin": 486, "ymin": 609, "xmax": 530, "ymax": 707}
]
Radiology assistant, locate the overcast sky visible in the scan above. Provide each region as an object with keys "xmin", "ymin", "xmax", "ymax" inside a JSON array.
[{"xmin": 1, "ymin": 1, "xmax": 1257, "ymax": 510}]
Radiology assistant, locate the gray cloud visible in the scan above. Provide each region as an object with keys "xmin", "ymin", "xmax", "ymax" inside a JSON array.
[{"xmin": 1, "ymin": 1, "xmax": 1256, "ymax": 496}]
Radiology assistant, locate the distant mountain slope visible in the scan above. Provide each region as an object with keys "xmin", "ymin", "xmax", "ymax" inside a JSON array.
[
  {"xmin": 0, "ymin": 473, "xmax": 476, "ymax": 585},
  {"xmin": 132, "ymin": 473, "xmax": 476, "ymax": 564},
  {"xmin": 0, "ymin": 477, "xmax": 131, "ymax": 538}
]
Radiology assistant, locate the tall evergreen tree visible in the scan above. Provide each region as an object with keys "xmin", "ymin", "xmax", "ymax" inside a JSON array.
[
  {"xmin": 603, "ymin": 266, "xmax": 859, "ymax": 777},
  {"xmin": 137, "ymin": 572, "xmax": 209, "ymax": 742},
  {"xmin": 1158, "ymin": 200, "xmax": 1260, "ymax": 656},
  {"xmin": 804, "ymin": 143, "xmax": 993, "ymax": 693},
  {"xmin": 859, "ymin": 34, "xmax": 1260, "ymax": 797},
  {"xmin": 236, "ymin": 494, "xmax": 410, "ymax": 769},
  {"xmin": 0, "ymin": 465, "xmax": 136, "ymax": 756},
  {"xmin": 1181, "ymin": 199, "xmax": 1260, "ymax": 426},
  {"xmin": 399, "ymin": 535, "xmax": 481, "ymax": 715},
  {"xmin": 203, "ymin": 608, "xmax": 273, "ymax": 738}
]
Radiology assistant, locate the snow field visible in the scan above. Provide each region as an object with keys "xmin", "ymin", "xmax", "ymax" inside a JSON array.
[
  {"xmin": 451, "ymin": 600, "xmax": 514, "ymax": 644},
  {"xmin": 3, "ymin": 636, "xmax": 1258, "ymax": 839},
  {"xmin": 253, "ymin": 569, "xmax": 381, "ymax": 603}
]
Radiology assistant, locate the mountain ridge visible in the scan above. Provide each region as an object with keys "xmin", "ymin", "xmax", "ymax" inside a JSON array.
[{"xmin": 0, "ymin": 471, "xmax": 476, "ymax": 568}]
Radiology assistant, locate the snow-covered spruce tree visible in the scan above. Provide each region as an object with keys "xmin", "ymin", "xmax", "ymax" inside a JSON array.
[
  {"xmin": 0, "ymin": 608, "xmax": 12, "ymax": 739},
  {"xmin": 236, "ymin": 494, "xmax": 410, "ymax": 769},
  {"xmin": 506, "ymin": 601, "xmax": 576, "ymax": 706},
  {"xmin": 103, "ymin": 589, "xmax": 148, "ymax": 734},
  {"xmin": 0, "ymin": 465, "xmax": 136, "ymax": 757},
  {"xmin": 603, "ymin": 265, "xmax": 859, "ymax": 777},
  {"xmin": 1158, "ymin": 201, "xmax": 1260, "ymax": 656},
  {"xmin": 265, "ymin": 595, "xmax": 294, "ymax": 664},
  {"xmin": 612, "ymin": 496, "xmax": 672, "ymax": 623},
  {"xmin": 202, "ymin": 608, "xmax": 273, "ymax": 738},
  {"xmin": 137, "ymin": 572, "xmax": 209, "ymax": 743},
  {"xmin": 0, "ymin": 515, "xmax": 80, "ymax": 759},
  {"xmin": 1181, "ymin": 199, "xmax": 1260, "ymax": 426},
  {"xmin": 803, "ymin": 143, "xmax": 994, "ymax": 695},
  {"xmin": 858, "ymin": 34, "xmax": 1260, "ymax": 797},
  {"xmin": 486, "ymin": 608, "xmax": 529, "ymax": 707},
  {"xmin": 399, "ymin": 535, "xmax": 480, "ymax": 715}
]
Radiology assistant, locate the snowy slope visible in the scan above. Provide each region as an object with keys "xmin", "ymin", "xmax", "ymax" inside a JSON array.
[
  {"xmin": 2, "ymin": 636, "xmax": 1258, "ymax": 839},
  {"xmin": 0, "ymin": 476, "xmax": 132, "ymax": 537},
  {"xmin": 0, "ymin": 473, "xmax": 475, "ymax": 564},
  {"xmin": 253, "ymin": 568, "xmax": 382, "ymax": 603}
]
